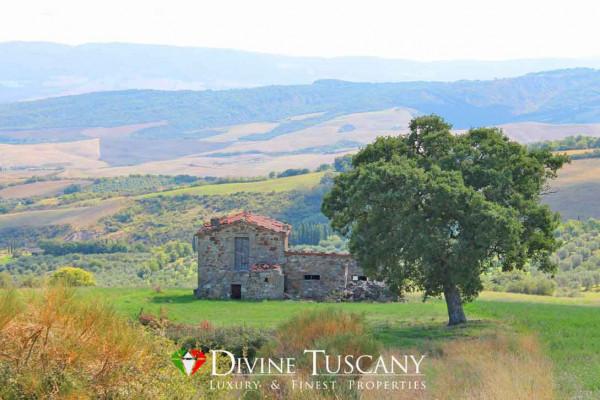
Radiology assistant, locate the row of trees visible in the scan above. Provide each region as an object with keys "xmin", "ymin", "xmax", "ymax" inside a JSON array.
[
  {"xmin": 39, "ymin": 240, "xmax": 130, "ymax": 256},
  {"xmin": 289, "ymin": 223, "xmax": 333, "ymax": 245},
  {"xmin": 528, "ymin": 135, "xmax": 600, "ymax": 151}
]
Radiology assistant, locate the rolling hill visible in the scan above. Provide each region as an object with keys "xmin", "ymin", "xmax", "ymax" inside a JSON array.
[
  {"xmin": 2, "ymin": 69, "xmax": 600, "ymax": 178},
  {"xmin": 2, "ymin": 41, "xmax": 600, "ymax": 103},
  {"xmin": 2, "ymin": 68, "xmax": 600, "ymax": 133}
]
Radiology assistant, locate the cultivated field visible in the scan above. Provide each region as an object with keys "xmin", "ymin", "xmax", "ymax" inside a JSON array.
[
  {"xmin": 543, "ymin": 158, "xmax": 600, "ymax": 219},
  {"xmin": 0, "ymin": 198, "xmax": 127, "ymax": 229},
  {"xmin": 0, "ymin": 179, "xmax": 90, "ymax": 199},
  {"xmin": 0, "ymin": 139, "xmax": 107, "ymax": 169},
  {"xmin": 7, "ymin": 109, "xmax": 600, "ymax": 179},
  {"xmin": 0, "ymin": 172, "xmax": 322, "ymax": 231},
  {"xmin": 206, "ymin": 108, "xmax": 413, "ymax": 155},
  {"xmin": 499, "ymin": 122, "xmax": 600, "ymax": 143}
]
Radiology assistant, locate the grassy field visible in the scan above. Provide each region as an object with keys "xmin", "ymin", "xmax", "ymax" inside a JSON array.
[
  {"xmin": 75, "ymin": 287, "xmax": 600, "ymax": 397},
  {"xmin": 469, "ymin": 300, "xmax": 600, "ymax": 395},
  {"xmin": 142, "ymin": 172, "xmax": 325, "ymax": 198}
]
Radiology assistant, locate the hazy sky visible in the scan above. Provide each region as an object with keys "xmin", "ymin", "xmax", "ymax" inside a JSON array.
[{"xmin": 1, "ymin": 0, "xmax": 599, "ymax": 60}]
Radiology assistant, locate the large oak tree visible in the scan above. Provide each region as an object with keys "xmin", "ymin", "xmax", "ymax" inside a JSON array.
[{"xmin": 322, "ymin": 115, "xmax": 568, "ymax": 325}]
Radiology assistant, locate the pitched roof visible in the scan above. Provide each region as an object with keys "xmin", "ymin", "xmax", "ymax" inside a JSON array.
[{"xmin": 197, "ymin": 211, "xmax": 291, "ymax": 235}]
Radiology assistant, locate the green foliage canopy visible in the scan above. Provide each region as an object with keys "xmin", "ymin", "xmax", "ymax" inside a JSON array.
[{"xmin": 323, "ymin": 115, "xmax": 568, "ymax": 324}]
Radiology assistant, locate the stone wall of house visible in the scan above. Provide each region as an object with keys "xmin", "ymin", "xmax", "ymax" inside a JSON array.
[
  {"xmin": 245, "ymin": 268, "xmax": 285, "ymax": 300},
  {"xmin": 195, "ymin": 222, "xmax": 286, "ymax": 299},
  {"xmin": 282, "ymin": 251, "xmax": 363, "ymax": 300}
]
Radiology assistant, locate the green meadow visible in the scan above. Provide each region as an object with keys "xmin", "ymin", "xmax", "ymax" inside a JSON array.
[
  {"xmin": 142, "ymin": 172, "xmax": 325, "ymax": 198},
  {"xmin": 81, "ymin": 287, "xmax": 600, "ymax": 398}
]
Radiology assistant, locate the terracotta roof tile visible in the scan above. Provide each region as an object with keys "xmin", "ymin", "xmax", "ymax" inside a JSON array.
[{"xmin": 197, "ymin": 211, "xmax": 291, "ymax": 235}]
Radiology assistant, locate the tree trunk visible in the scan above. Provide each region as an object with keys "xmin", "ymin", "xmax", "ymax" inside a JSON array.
[{"xmin": 444, "ymin": 283, "xmax": 467, "ymax": 326}]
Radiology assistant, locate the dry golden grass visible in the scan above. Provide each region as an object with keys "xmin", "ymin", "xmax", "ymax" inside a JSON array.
[
  {"xmin": 0, "ymin": 286, "xmax": 231, "ymax": 399},
  {"xmin": 542, "ymin": 158, "xmax": 600, "ymax": 219},
  {"xmin": 0, "ymin": 286, "xmax": 160, "ymax": 398},
  {"xmin": 360, "ymin": 333, "xmax": 553, "ymax": 400},
  {"xmin": 271, "ymin": 308, "xmax": 370, "ymax": 356},
  {"xmin": 429, "ymin": 334, "xmax": 553, "ymax": 400},
  {"xmin": 549, "ymin": 158, "xmax": 600, "ymax": 187},
  {"xmin": 212, "ymin": 108, "xmax": 413, "ymax": 155},
  {"xmin": 248, "ymin": 332, "xmax": 553, "ymax": 400}
]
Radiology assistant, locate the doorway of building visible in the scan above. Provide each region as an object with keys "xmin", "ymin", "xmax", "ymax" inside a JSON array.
[{"xmin": 231, "ymin": 284, "xmax": 242, "ymax": 299}]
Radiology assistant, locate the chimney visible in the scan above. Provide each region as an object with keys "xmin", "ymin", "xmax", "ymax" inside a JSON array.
[{"xmin": 210, "ymin": 217, "xmax": 220, "ymax": 227}]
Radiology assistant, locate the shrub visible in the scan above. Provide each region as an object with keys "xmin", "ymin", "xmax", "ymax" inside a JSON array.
[
  {"xmin": 50, "ymin": 266, "xmax": 96, "ymax": 287},
  {"xmin": 63, "ymin": 183, "xmax": 82, "ymax": 194},
  {"xmin": 254, "ymin": 309, "xmax": 380, "ymax": 399},
  {"xmin": 504, "ymin": 276, "xmax": 556, "ymax": 296},
  {"xmin": 264, "ymin": 309, "xmax": 380, "ymax": 371},
  {"xmin": 173, "ymin": 324, "xmax": 271, "ymax": 360},
  {"xmin": 484, "ymin": 270, "xmax": 556, "ymax": 296},
  {"xmin": 137, "ymin": 310, "xmax": 271, "ymax": 360},
  {"xmin": 278, "ymin": 168, "xmax": 310, "ymax": 178}
]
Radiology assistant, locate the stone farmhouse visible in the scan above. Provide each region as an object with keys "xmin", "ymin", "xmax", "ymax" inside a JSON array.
[{"xmin": 193, "ymin": 211, "xmax": 373, "ymax": 300}]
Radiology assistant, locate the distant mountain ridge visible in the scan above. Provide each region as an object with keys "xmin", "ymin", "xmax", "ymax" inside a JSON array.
[
  {"xmin": 1, "ymin": 68, "xmax": 599, "ymax": 138},
  {"xmin": 1, "ymin": 41, "xmax": 600, "ymax": 103}
]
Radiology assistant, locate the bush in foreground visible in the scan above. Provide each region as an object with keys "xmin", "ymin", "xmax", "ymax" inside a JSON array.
[
  {"xmin": 138, "ymin": 310, "xmax": 272, "ymax": 360},
  {"xmin": 0, "ymin": 286, "xmax": 229, "ymax": 399},
  {"xmin": 257, "ymin": 309, "xmax": 380, "ymax": 399}
]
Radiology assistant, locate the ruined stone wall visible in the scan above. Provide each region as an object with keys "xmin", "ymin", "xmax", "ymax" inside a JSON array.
[
  {"xmin": 195, "ymin": 222, "xmax": 286, "ymax": 299},
  {"xmin": 283, "ymin": 251, "xmax": 363, "ymax": 300},
  {"xmin": 245, "ymin": 269, "xmax": 285, "ymax": 300}
]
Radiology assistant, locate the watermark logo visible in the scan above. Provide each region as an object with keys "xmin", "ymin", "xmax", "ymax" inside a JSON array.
[
  {"xmin": 170, "ymin": 348, "xmax": 427, "ymax": 393},
  {"xmin": 171, "ymin": 348, "xmax": 207, "ymax": 376}
]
